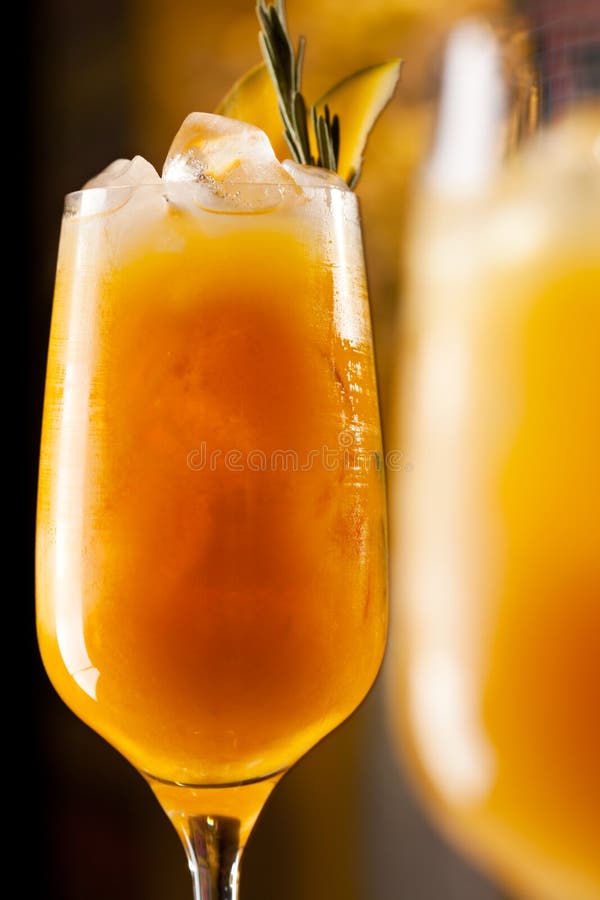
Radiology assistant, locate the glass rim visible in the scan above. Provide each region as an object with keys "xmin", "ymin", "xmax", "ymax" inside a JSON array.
[{"xmin": 64, "ymin": 179, "xmax": 354, "ymax": 203}]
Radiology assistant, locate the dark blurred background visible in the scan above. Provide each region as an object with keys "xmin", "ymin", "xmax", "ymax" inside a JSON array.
[{"xmin": 26, "ymin": 1, "xmax": 508, "ymax": 898}]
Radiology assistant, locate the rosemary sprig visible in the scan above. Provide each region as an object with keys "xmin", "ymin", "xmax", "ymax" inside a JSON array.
[{"xmin": 256, "ymin": 0, "xmax": 341, "ymax": 175}]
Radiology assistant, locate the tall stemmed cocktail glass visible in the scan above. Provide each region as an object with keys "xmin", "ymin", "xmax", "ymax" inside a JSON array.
[{"xmin": 36, "ymin": 179, "xmax": 387, "ymax": 898}]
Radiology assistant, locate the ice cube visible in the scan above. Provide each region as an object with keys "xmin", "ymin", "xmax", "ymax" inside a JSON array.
[
  {"xmin": 83, "ymin": 155, "xmax": 161, "ymax": 189},
  {"xmin": 163, "ymin": 112, "xmax": 293, "ymax": 185},
  {"xmin": 77, "ymin": 156, "xmax": 163, "ymax": 220},
  {"xmin": 282, "ymin": 160, "xmax": 350, "ymax": 191}
]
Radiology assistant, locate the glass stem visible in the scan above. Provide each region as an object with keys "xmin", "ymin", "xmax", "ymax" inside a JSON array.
[
  {"xmin": 184, "ymin": 815, "xmax": 242, "ymax": 900},
  {"xmin": 145, "ymin": 772, "xmax": 283, "ymax": 900}
]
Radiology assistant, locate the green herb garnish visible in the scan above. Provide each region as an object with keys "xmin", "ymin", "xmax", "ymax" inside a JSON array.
[{"xmin": 256, "ymin": 0, "xmax": 341, "ymax": 174}]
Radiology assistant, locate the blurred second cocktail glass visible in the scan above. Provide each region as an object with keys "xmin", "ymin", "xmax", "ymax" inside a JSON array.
[{"xmin": 388, "ymin": 12, "xmax": 600, "ymax": 900}]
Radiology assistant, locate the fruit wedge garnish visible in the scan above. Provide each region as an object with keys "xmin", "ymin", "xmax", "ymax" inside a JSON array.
[
  {"xmin": 215, "ymin": 1, "xmax": 402, "ymax": 189},
  {"xmin": 215, "ymin": 59, "xmax": 402, "ymax": 188},
  {"xmin": 312, "ymin": 60, "xmax": 402, "ymax": 188}
]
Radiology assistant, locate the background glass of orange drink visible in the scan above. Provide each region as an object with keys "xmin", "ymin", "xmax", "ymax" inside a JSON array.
[
  {"xmin": 36, "ymin": 179, "xmax": 387, "ymax": 898},
  {"xmin": 389, "ymin": 13, "xmax": 600, "ymax": 900}
]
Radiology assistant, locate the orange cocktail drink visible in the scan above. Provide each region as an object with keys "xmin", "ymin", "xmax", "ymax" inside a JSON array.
[{"xmin": 37, "ymin": 180, "xmax": 387, "ymax": 788}]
